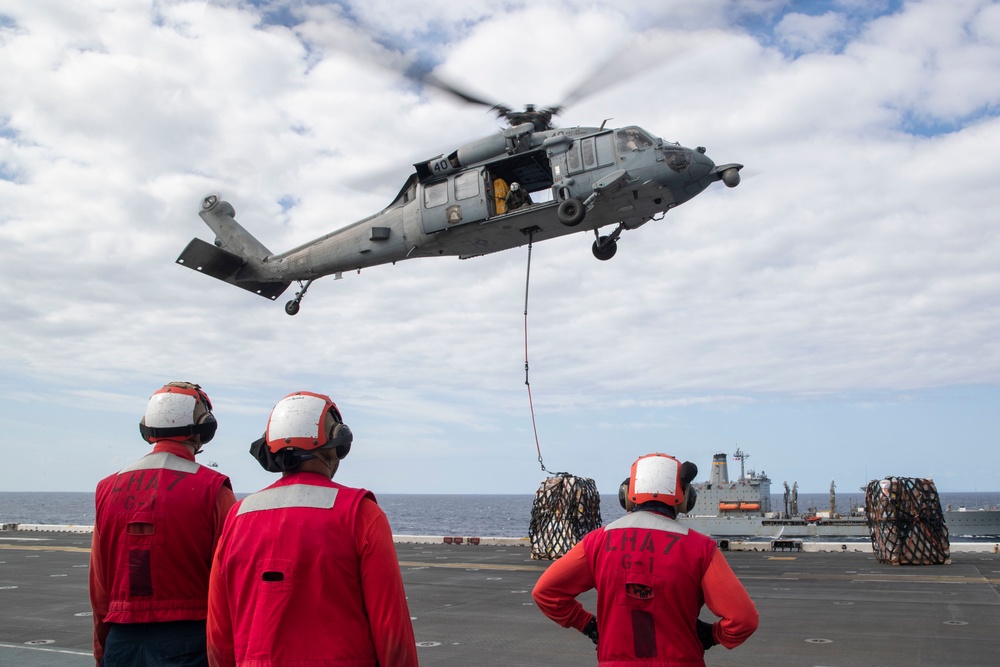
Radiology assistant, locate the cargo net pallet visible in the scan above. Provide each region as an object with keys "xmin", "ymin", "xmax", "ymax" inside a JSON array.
[
  {"xmin": 865, "ymin": 477, "xmax": 950, "ymax": 565},
  {"xmin": 529, "ymin": 474, "xmax": 602, "ymax": 560}
]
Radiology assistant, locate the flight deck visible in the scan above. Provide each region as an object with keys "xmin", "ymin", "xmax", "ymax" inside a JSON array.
[{"xmin": 2, "ymin": 530, "xmax": 999, "ymax": 666}]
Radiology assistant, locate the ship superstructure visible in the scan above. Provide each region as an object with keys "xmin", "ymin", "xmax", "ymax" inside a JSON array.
[
  {"xmin": 680, "ymin": 451, "xmax": 1000, "ymax": 539},
  {"xmin": 680, "ymin": 451, "xmax": 869, "ymax": 538},
  {"xmin": 945, "ymin": 506, "xmax": 1000, "ymax": 536},
  {"xmin": 700, "ymin": 450, "xmax": 772, "ymax": 515}
]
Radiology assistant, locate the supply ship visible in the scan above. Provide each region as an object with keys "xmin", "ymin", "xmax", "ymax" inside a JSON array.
[
  {"xmin": 679, "ymin": 450, "xmax": 1000, "ymax": 539},
  {"xmin": 945, "ymin": 505, "xmax": 1000, "ymax": 537}
]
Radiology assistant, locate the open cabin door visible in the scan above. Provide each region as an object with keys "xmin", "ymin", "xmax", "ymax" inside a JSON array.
[{"xmin": 419, "ymin": 168, "xmax": 489, "ymax": 235}]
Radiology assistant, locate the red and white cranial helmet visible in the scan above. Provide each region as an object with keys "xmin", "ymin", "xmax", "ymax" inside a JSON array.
[
  {"xmin": 628, "ymin": 453, "xmax": 685, "ymax": 506},
  {"xmin": 139, "ymin": 382, "xmax": 216, "ymax": 444},
  {"xmin": 265, "ymin": 391, "xmax": 352, "ymax": 459}
]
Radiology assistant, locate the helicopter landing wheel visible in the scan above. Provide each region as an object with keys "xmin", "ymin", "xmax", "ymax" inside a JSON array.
[
  {"xmin": 284, "ymin": 279, "xmax": 313, "ymax": 316},
  {"xmin": 592, "ymin": 236, "xmax": 617, "ymax": 261},
  {"xmin": 557, "ymin": 198, "xmax": 585, "ymax": 226}
]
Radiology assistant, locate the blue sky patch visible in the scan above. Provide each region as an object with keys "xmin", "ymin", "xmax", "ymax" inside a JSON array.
[
  {"xmin": 278, "ymin": 195, "xmax": 296, "ymax": 212},
  {"xmin": 0, "ymin": 162, "xmax": 19, "ymax": 183},
  {"xmin": 897, "ymin": 105, "xmax": 1000, "ymax": 137}
]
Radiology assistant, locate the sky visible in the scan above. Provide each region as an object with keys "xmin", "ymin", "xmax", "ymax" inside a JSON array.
[{"xmin": 1, "ymin": 0, "xmax": 999, "ymax": 497}]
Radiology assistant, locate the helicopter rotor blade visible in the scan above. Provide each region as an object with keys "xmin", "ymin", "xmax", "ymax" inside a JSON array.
[
  {"xmin": 555, "ymin": 43, "xmax": 644, "ymax": 111},
  {"xmin": 420, "ymin": 71, "xmax": 503, "ymax": 110},
  {"xmin": 340, "ymin": 21, "xmax": 636, "ymax": 127},
  {"xmin": 377, "ymin": 51, "xmax": 521, "ymax": 124},
  {"xmin": 554, "ymin": 10, "xmax": 698, "ymax": 112}
]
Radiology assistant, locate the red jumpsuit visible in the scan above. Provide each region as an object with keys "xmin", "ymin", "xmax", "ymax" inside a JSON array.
[
  {"xmin": 90, "ymin": 441, "xmax": 236, "ymax": 664},
  {"xmin": 207, "ymin": 472, "xmax": 417, "ymax": 667},
  {"xmin": 533, "ymin": 508, "xmax": 758, "ymax": 666}
]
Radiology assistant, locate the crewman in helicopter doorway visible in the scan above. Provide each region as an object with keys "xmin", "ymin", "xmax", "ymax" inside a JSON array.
[{"xmin": 504, "ymin": 181, "xmax": 532, "ymax": 211}]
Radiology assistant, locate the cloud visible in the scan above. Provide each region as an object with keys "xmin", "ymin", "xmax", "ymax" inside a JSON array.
[
  {"xmin": 1, "ymin": 0, "xmax": 999, "ymax": 494},
  {"xmin": 776, "ymin": 11, "xmax": 850, "ymax": 54}
]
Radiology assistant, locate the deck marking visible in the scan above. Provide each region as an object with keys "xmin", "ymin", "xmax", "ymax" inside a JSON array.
[
  {"xmin": 743, "ymin": 571, "xmax": 997, "ymax": 585},
  {"xmin": 398, "ymin": 560, "xmax": 546, "ymax": 572},
  {"xmin": 0, "ymin": 642, "xmax": 90, "ymax": 656},
  {"xmin": 0, "ymin": 544, "xmax": 91, "ymax": 554}
]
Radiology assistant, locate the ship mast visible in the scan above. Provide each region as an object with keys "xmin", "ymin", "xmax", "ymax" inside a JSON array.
[{"xmin": 733, "ymin": 448, "xmax": 749, "ymax": 481}]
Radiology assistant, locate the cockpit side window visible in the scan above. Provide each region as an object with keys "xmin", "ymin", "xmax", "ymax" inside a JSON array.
[{"xmin": 616, "ymin": 127, "xmax": 653, "ymax": 153}]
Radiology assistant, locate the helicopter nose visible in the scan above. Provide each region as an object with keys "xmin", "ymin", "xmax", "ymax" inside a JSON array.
[
  {"xmin": 688, "ymin": 148, "xmax": 715, "ymax": 181},
  {"xmin": 673, "ymin": 148, "xmax": 715, "ymax": 199},
  {"xmin": 690, "ymin": 147, "xmax": 744, "ymax": 190}
]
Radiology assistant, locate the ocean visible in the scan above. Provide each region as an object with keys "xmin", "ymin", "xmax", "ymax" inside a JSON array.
[{"xmin": 2, "ymin": 491, "xmax": 999, "ymax": 537}]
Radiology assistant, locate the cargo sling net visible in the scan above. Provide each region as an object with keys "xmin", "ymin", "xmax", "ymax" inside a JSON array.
[
  {"xmin": 865, "ymin": 477, "xmax": 950, "ymax": 565},
  {"xmin": 529, "ymin": 474, "xmax": 602, "ymax": 560},
  {"xmin": 522, "ymin": 240, "xmax": 602, "ymax": 560}
]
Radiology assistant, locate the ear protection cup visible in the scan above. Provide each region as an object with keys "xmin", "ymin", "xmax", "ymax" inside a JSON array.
[
  {"xmin": 679, "ymin": 461, "xmax": 698, "ymax": 486},
  {"xmin": 329, "ymin": 422, "xmax": 353, "ymax": 460},
  {"xmin": 681, "ymin": 485, "xmax": 698, "ymax": 514},
  {"xmin": 320, "ymin": 402, "xmax": 353, "ymax": 460},
  {"xmin": 195, "ymin": 410, "xmax": 217, "ymax": 444},
  {"xmin": 618, "ymin": 478, "xmax": 629, "ymax": 510},
  {"xmin": 192, "ymin": 387, "xmax": 216, "ymax": 443},
  {"xmin": 679, "ymin": 461, "xmax": 698, "ymax": 514}
]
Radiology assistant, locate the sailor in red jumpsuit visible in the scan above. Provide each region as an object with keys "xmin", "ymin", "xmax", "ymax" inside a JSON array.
[
  {"xmin": 533, "ymin": 453, "xmax": 759, "ymax": 666},
  {"xmin": 207, "ymin": 391, "xmax": 417, "ymax": 667},
  {"xmin": 90, "ymin": 382, "xmax": 236, "ymax": 667}
]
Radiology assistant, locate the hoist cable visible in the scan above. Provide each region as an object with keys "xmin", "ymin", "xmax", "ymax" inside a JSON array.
[{"xmin": 523, "ymin": 234, "xmax": 548, "ymax": 474}]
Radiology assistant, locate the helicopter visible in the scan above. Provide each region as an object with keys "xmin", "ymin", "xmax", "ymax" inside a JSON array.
[{"xmin": 176, "ymin": 67, "xmax": 743, "ymax": 316}]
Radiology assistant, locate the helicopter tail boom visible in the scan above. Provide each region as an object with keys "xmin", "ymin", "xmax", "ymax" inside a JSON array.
[
  {"xmin": 175, "ymin": 195, "xmax": 292, "ymax": 301},
  {"xmin": 196, "ymin": 194, "xmax": 274, "ymax": 261}
]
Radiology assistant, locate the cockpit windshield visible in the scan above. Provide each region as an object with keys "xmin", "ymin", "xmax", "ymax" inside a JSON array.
[{"xmin": 615, "ymin": 126, "xmax": 654, "ymax": 152}]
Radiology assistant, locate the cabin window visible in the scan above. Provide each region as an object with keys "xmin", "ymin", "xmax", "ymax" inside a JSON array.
[
  {"xmin": 581, "ymin": 137, "xmax": 596, "ymax": 168},
  {"xmin": 566, "ymin": 143, "xmax": 582, "ymax": 173},
  {"xmin": 424, "ymin": 181, "xmax": 448, "ymax": 208},
  {"xmin": 454, "ymin": 171, "xmax": 480, "ymax": 200},
  {"xmin": 595, "ymin": 133, "xmax": 615, "ymax": 166}
]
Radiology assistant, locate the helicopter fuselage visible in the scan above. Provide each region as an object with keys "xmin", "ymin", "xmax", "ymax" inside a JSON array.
[{"xmin": 177, "ymin": 122, "xmax": 741, "ymax": 313}]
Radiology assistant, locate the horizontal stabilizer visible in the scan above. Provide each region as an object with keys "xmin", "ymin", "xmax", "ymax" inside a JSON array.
[{"xmin": 176, "ymin": 238, "xmax": 291, "ymax": 300}]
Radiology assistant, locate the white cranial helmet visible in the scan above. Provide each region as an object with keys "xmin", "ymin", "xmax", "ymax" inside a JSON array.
[
  {"xmin": 139, "ymin": 382, "xmax": 216, "ymax": 444},
  {"xmin": 264, "ymin": 391, "xmax": 352, "ymax": 460}
]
